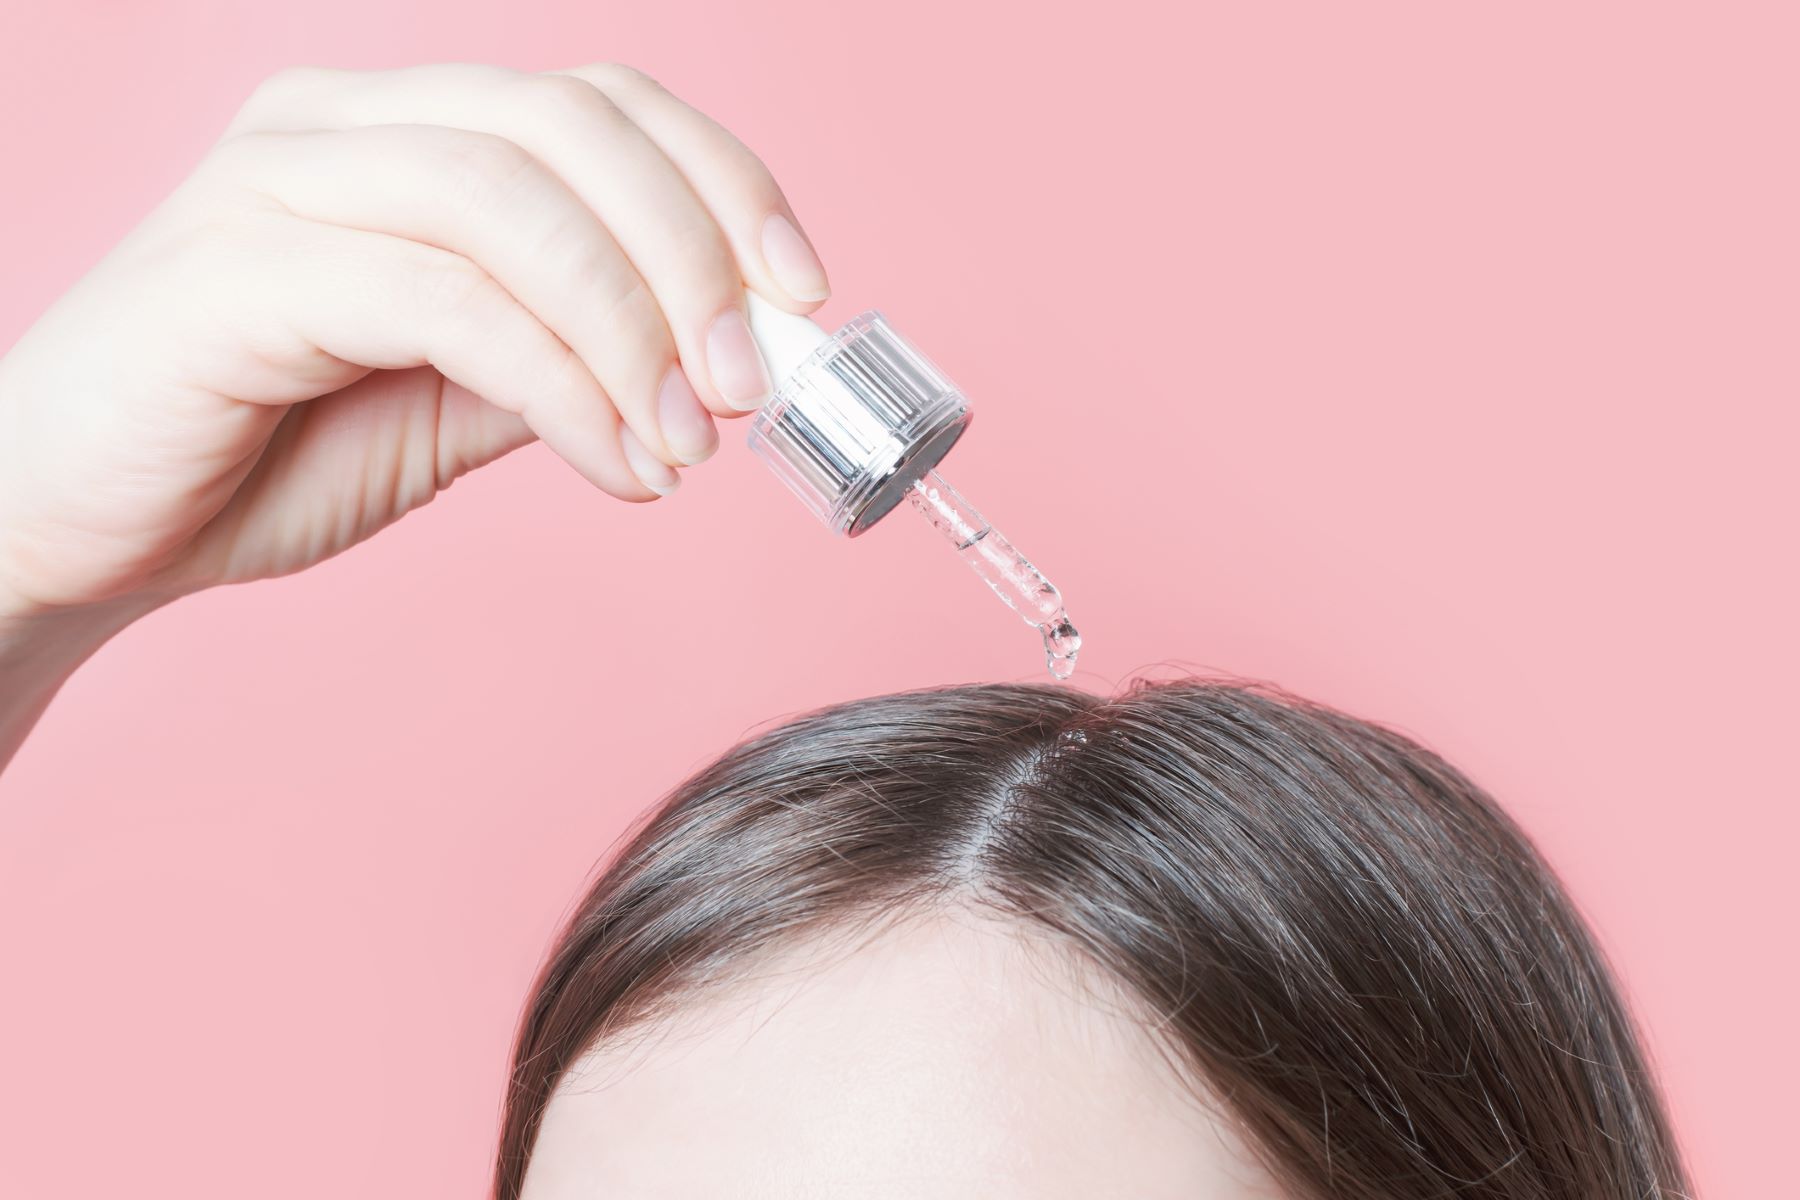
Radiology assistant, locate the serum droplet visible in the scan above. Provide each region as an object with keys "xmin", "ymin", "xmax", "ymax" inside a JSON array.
[{"xmin": 1040, "ymin": 615, "xmax": 1081, "ymax": 680}]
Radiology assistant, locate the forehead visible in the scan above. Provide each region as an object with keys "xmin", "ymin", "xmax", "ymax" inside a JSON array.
[{"xmin": 520, "ymin": 911, "xmax": 1282, "ymax": 1200}]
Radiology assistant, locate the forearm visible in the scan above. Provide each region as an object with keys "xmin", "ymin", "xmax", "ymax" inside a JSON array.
[{"xmin": 0, "ymin": 593, "xmax": 155, "ymax": 776}]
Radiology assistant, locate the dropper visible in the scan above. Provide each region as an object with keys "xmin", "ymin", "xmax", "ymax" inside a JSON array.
[
  {"xmin": 904, "ymin": 471, "xmax": 1081, "ymax": 679},
  {"xmin": 743, "ymin": 295, "xmax": 1081, "ymax": 681}
]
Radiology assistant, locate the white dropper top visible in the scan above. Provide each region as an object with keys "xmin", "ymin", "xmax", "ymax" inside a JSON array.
[{"xmin": 744, "ymin": 292, "xmax": 834, "ymax": 389}]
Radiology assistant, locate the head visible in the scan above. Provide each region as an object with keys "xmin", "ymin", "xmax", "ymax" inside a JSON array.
[{"xmin": 495, "ymin": 679, "xmax": 1688, "ymax": 1199}]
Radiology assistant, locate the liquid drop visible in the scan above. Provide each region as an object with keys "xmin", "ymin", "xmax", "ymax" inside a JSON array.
[{"xmin": 1040, "ymin": 614, "xmax": 1082, "ymax": 680}]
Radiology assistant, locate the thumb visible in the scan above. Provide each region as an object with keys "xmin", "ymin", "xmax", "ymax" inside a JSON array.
[{"xmin": 177, "ymin": 369, "xmax": 536, "ymax": 587}]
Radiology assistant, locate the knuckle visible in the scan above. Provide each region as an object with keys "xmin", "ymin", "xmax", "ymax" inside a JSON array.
[
  {"xmin": 729, "ymin": 143, "xmax": 781, "ymax": 198},
  {"xmin": 592, "ymin": 271, "xmax": 663, "ymax": 346},
  {"xmin": 702, "ymin": 134, "xmax": 783, "ymax": 210},
  {"xmin": 262, "ymin": 64, "xmax": 330, "ymax": 91},
  {"xmin": 545, "ymin": 342, "xmax": 597, "ymax": 410},
  {"xmin": 200, "ymin": 130, "xmax": 267, "ymax": 177},
  {"xmin": 523, "ymin": 73, "xmax": 625, "ymax": 132},
  {"xmin": 583, "ymin": 62, "xmax": 662, "ymax": 93},
  {"xmin": 664, "ymin": 222, "xmax": 739, "ymax": 297},
  {"xmin": 416, "ymin": 253, "xmax": 494, "ymax": 319},
  {"xmin": 535, "ymin": 210, "xmax": 615, "ymax": 280},
  {"xmin": 433, "ymin": 131, "xmax": 539, "ymax": 215},
  {"xmin": 238, "ymin": 65, "xmax": 333, "ymax": 120}
]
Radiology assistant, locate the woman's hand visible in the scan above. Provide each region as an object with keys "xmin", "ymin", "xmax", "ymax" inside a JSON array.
[{"xmin": 0, "ymin": 62, "xmax": 829, "ymax": 627}]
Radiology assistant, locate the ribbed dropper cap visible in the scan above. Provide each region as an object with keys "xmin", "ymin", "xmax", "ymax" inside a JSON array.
[{"xmin": 744, "ymin": 294, "xmax": 971, "ymax": 537}]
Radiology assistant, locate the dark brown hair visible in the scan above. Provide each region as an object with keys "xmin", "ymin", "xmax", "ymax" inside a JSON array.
[{"xmin": 494, "ymin": 679, "xmax": 1689, "ymax": 1199}]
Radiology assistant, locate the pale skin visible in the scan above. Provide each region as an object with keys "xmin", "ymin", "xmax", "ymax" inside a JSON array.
[
  {"xmin": 0, "ymin": 62, "xmax": 828, "ymax": 768},
  {"xmin": 528, "ymin": 911, "xmax": 1283, "ymax": 1199},
  {"xmin": 0, "ymin": 65, "xmax": 1279, "ymax": 1194}
]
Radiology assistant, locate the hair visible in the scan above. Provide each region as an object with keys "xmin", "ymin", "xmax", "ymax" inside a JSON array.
[{"xmin": 492, "ymin": 678, "xmax": 1689, "ymax": 1200}]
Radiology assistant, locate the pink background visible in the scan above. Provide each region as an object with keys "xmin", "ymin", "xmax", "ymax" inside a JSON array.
[{"xmin": 1, "ymin": 3, "xmax": 1792, "ymax": 1196}]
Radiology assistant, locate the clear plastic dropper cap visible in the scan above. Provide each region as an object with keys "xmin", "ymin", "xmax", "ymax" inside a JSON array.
[
  {"xmin": 745, "ymin": 306, "xmax": 971, "ymax": 537},
  {"xmin": 742, "ymin": 295, "xmax": 1081, "ymax": 679}
]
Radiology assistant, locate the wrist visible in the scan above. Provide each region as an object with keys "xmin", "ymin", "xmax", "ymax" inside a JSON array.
[
  {"xmin": 0, "ymin": 590, "xmax": 166, "ymax": 774},
  {"xmin": 0, "ymin": 589, "xmax": 161, "ymax": 668}
]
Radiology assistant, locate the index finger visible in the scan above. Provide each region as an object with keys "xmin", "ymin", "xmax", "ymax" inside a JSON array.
[{"xmin": 551, "ymin": 64, "xmax": 832, "ymax": 316}]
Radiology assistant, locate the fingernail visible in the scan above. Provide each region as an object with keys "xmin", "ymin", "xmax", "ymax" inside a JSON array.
[
  {"xmin": 656, "ymin": 366, "xmax": 719, "ymax": 465},
  {"xmin": 705, "ymin": 308, "xmax": 774, "ymax": 412},
  {"xmin": 761, "ymin": 213, "xmax": 830, "ymax": 303},
  {"xmin": 619, "ymin": 426, "xmax": 680, "ymax": 497}
]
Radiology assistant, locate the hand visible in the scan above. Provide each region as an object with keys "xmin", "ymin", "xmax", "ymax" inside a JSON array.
[{"xmin": 0, "ymin": 62, "xmax": 830, "ymax": 627}]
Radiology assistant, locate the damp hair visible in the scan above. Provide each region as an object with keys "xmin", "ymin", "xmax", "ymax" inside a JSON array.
[{"xmin": 493, "ymin": 678, "xmax": 1690, "ymax": 1200}]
